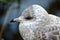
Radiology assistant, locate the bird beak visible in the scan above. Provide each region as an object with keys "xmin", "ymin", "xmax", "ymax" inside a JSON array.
[{"xmin": 10, "ymin": 17, "xmax": 23, "ymax": 22}]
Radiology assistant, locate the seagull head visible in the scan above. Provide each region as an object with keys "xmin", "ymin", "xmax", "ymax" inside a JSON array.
[{"xmin": 11, "ymin": 5, "xmax": 49, "ymax": 23}]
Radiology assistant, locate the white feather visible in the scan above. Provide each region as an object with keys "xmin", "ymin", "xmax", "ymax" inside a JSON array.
[{"xmin": 14, "ymin": 5, "xmax": 60, "ymax": 40}]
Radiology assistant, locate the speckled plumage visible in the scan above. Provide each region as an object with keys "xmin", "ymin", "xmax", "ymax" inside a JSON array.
[{"xmin": 14, "ymin": 5, "xmax": 60, "ymax": 40}]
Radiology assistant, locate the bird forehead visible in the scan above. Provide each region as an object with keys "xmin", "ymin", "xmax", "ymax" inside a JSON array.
[
  {"xmin": 21, "ymin": 4, "xmax": 48, "ymax": 18},
  {"xmin": 21, "ymin": 5, "xmax": 43, "ymax": 15}
]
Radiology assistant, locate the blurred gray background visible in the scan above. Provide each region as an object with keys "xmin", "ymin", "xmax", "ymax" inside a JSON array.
[{"xmin": 0, "ymin": 0, "xmax": 60, "ymax": 40}]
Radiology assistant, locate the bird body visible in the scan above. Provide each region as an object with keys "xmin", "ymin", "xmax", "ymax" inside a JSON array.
[{"xmin": 13, "ymin": 5, "xmax": 60, "ymax": 40}]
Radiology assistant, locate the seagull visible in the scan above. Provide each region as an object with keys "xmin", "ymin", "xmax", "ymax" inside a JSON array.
[{"xmin": 12, "ymin": 5, "xmax": 60, "ymax": 40}]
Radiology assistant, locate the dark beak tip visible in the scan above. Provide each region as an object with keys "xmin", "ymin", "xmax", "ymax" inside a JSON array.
[{"xmin": 10, "ymin": 19, "xmax": 16, "ymax": 22}]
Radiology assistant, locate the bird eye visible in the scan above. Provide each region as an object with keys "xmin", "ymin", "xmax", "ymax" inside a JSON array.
[{"xmin": 25, "ymin": 16, "xmax": 33, "ymax": 20}]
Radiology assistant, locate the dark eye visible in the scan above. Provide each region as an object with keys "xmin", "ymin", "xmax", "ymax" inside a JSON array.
[{"xmin": 25, "ymin": 16, "xmax": 33, "ymax": 20}]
